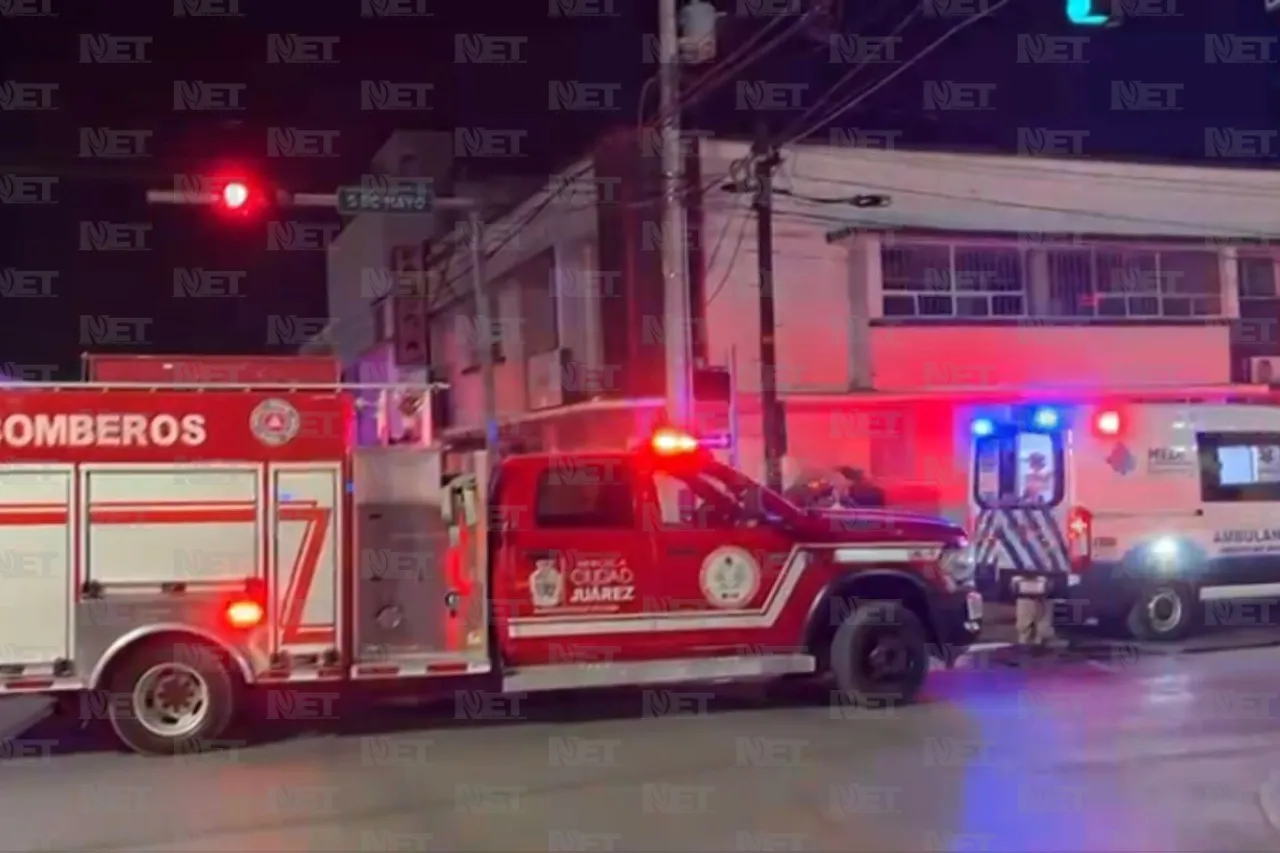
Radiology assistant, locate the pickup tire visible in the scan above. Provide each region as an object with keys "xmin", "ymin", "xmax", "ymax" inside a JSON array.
[
  {"xmin": 105, "ymin": 638, "xmax": 238, "ymax": 756},
  {"xmin": 831, "ymin": 600, "xmax": 928, "ymax": 707}
]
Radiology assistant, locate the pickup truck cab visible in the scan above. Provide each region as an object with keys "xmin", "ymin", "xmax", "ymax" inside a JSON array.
[{"xmin": 483, "ymin": 429, "xmax": 982, "ymax": 705}]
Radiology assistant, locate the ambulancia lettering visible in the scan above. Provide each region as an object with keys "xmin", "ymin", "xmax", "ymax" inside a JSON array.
[
  {"xmin": 0, "ymin": 413, "xmax": 207, "ymax": 447},
  {"xmin": 1213, "ymin": 528, "xmax": 1280, "ymax": 545}
]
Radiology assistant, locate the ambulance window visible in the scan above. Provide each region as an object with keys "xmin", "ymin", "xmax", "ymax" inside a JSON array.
[
  {"xmin": 1198, "ymin": 432, "xmax": 1280, "ymax": 502},
  {"xmin": 534, "ymin": 469, "xmax": 635, "ymax": 529},
  {"xmin": 973, "ymin": 431, "xmax": 1064, "ymax": 508}
]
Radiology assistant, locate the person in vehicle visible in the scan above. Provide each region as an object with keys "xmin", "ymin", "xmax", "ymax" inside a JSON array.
[{"xmin": 784, "ymin": 467, "xmax": 886, "ymax": 510}]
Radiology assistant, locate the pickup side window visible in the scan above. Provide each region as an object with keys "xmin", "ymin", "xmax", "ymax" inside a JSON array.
[
  {"xmin": 533, "ymin": 468, "xmax": 635, "ymax": 529},
  {"xmin": 1198, "ymin": 431, "xmax": 1280, "ymax": 502}
]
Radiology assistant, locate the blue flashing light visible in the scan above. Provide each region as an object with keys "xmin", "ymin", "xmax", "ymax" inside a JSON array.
[
  {"xmin": 971, "ymin": 417, "xmax": 995, "ymax": 438},
  {"xmin": 1066, "ymin": 0, "xmax": 1109, "ymax": 25},
  {"xmin": 1031, "ymin": 407, "xmax": 1060, "ymax": 430}
]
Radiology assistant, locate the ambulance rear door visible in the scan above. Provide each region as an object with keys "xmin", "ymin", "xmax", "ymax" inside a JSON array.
[{"xmin": 968, "ymin": 407, "xmax": 1072, "ymax": 593}]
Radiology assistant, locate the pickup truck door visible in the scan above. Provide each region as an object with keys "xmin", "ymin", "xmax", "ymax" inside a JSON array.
[
  {"xmin": 498, "ymin": 456, "xmax": 658, "ymax": 665},
  {"xmin": 639, "ymin": 468, "xmax": 797, "ymax": 654}
]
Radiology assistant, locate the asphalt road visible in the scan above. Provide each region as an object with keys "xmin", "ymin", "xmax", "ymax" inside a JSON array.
[{"xmin": 3, "ymin": 647, "xmax": 1280, "ymax": 852}]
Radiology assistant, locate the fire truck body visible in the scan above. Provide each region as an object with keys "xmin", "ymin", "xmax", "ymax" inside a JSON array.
[
  {"xmin": 0, "ymin": 381, "xmax": 981, "ymax": 754},
  {"xmin": 82, "ymin": 353, "xmax": 342, "ymax": 385},
  {"xmin": 0, "ymin": 388, "xmax": 352, "ymax": 688}
]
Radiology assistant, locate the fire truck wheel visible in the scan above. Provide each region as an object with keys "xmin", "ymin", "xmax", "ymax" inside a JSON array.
[
  {"xmin": 831, "ymin": 601, "xmax": 928, "ymax": 706},
  {"xmin": 1126, "ymin": 583, "xmax": 1196, "ymax": 642},
  {"xmin": 105, "ymin": 639, "xmax": 238, "ymax": 756}
]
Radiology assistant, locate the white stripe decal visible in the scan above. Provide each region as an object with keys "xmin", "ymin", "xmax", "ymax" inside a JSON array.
[
  {"xmin": 507, "ymin": 542, "xmax": 942, "ymax": 639},
  {"xmin": 1199, "ymin": 583, "xmax": 1280, "ymax": 601}
]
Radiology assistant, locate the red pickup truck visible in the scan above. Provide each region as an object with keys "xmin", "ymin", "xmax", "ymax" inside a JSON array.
[{"xmin": 480, "ymin": 430, "xmax": 982, "ymax": 706}]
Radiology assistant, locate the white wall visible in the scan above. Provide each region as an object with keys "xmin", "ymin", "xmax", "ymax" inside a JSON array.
[
  {"xmin": 324, "ymin": 214, "xmax": 386, "ymax": 365},
  {"xmin": 431, "ymin": 160, "xmax": 603, "ymax": 431},
  {"xmin": 778, "ymin": 145, "xmax": 1280, "ymax": 239}
]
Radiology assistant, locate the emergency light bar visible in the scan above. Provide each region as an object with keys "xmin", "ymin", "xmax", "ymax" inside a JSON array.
[
  {"xmin": 651, "ymin": 428, "xmax": 699, "ymax": 455},
  {"xmin": 1094, "ymin": 410, "xmax": 1122, "ymax": 436}
]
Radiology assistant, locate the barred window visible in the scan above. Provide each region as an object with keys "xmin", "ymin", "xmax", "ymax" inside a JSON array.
[
  {"xmin": 1045, "ymin": 246, "xmax": 1221, "ymax": 319},
  {"xmin": 881, "ymin": 242, "xmax": 1026, "ymax": 318}
]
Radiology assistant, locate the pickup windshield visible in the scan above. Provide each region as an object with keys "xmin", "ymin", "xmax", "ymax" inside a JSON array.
[{"xmin": 693, "ymin": 460, "xmax": 801, "ymax": 522}]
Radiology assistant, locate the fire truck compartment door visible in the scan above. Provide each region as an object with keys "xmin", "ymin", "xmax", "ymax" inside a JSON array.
[
  {"xmin": 351, "ymin": 449, "xmax": 489, "ymax": 672},
  {"xmin": 0, "ymin": 465, "xmax": 74, "ymax": 667}
]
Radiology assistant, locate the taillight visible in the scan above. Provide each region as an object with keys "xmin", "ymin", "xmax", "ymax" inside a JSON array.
[
  {"xmin": 225, "ymin": 599, "xmax": 265, "ymax": 629},
  {"xmin": 1066, "ymin": 506, "xmax": 1092, "ymax": 570}
]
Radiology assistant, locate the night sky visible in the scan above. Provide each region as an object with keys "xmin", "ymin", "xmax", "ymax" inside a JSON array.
[{"xmin": 1, "ymin": 0, "xmax": 1277, "ymax": 380}]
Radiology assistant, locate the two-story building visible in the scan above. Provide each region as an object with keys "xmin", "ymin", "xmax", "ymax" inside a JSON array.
[{"xmin": 317, "ymin": 130, "xmax": 1280, "ymax": 521}]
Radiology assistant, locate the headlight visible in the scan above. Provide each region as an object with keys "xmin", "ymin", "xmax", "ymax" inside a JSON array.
[
  {"xmin": 939, "ymin": 539, "xmax": 977, "ymax": 587},
  {"xmin": 1147, "ymin": 536, "xmax": 1180, "ymax": 571}
]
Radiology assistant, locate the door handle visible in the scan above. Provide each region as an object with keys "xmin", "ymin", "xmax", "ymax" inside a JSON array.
[{"xmin": 667, "ymin": 547, "xmax": 696, "ymax": 557}]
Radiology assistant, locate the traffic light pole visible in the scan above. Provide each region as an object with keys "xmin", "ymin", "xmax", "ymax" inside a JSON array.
[{"xmin": 145, "ymin": 188, "xmax": 500, "ymax": 453}]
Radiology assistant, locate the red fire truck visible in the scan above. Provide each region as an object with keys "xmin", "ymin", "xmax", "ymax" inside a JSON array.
[{"xmin": 0, "ymin": 368, "xmax": 981, "ymax": 755}]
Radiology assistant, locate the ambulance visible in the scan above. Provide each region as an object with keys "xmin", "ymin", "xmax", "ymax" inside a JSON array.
[
  {"xmin": 0, "ymin": 357, "xmax": 981, "ymax": 755},
  {"xmin": 968, "ymin": 385, "xmax": 1280, "ymax": 641}
]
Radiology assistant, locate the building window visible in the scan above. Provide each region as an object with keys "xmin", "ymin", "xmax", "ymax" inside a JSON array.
[
  {"xmin": 1044, "ymin": 246, "xmax": 1222, "ymax": 319},
  {"xmin": 1239, "ymin": 256, "xmax": 1277, "ymax": 300},
  {"xmin": 881, "ymin": 242, "xmax": 1026, "ymax": 318}
]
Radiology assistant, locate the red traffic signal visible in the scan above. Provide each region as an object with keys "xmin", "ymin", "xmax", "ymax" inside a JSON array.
[{"xmin": 221, "ymin": 181, "xmax": 250, "ymax": 209}]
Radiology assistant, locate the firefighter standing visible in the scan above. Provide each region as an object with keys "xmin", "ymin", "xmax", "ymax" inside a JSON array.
[{"xmin": 1014, "ymin": 452, "xmax": 1056, "ymax": 651}]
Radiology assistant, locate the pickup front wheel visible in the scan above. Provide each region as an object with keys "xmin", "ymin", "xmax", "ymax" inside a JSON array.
[{"xmin": 831, "ymin": 601, "xmax": 928, "ymax": 706}]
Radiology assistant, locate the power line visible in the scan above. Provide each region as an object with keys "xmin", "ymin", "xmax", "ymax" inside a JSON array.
[
  {"xmin": 778, "ymin": 5, "xmax": 923, "ymax": 146},
  {"xmin": 428, "ymin": 12, "xmax": 813, "ymax": 308},
  {"xmin": 777, "ymin": 0, "xmax": 1016, "ymax": 149}
]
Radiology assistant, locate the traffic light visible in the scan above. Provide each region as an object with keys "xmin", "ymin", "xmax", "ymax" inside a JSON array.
[
  {"xmin": 213, "ymin": 176, "xmax": 263, "ymax": 219},
  {"xmin": 221, "ymin": 181, "xmax": 249, "ymax": 209},
  {"xmin": 1066, "ymin": 0, "xmax": 1109, "ymax": 25}
]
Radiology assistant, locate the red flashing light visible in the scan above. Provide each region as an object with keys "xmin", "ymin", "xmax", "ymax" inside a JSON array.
[
  {"xmin": 1066, "ymin": 506, "xmax": 1093, "ymax": 570},
  {"xmin": 1095, "ymin": 410, "xmax": 1122, "ymax": 436},
  {"xmin": 225, "ymin": 599, "xmax": 264, "ymax": 629},
  {"xmin": 221, "ymin": 181, "xmax": 250, "ymax": 209},
  {"xmin": 651, "ymin": 428, "xmax": 699, "ymax": 455}
]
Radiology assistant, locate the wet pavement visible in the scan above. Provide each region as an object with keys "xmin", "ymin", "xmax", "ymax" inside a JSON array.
[{"xmin": 1, "ymin": 645, "xmax": 1280, "ymax": 851}]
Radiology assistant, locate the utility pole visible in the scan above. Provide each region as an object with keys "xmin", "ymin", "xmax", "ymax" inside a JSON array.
[
  {"xmin": 659, "ymin": 0, "xmax": 694, "ymax": 427},
  {"xmin": 753, "ymin": 130, "xmax": 784, "ymax": 493}
]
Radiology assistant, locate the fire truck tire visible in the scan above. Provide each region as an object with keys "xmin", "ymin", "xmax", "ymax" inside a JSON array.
[
  {"xmin": 105, "ymin": 638, "xmax": 238, "ymax": 756},
  {"xmin": 1126, "ymin": 583, "xmax": 1196, "ymax": 642},
  {"xmin": 831, "ymin": 601, "xmax": 928, "ymax": 706}
]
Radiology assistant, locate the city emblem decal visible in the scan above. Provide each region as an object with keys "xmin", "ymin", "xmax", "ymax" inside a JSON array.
[
  {"xmin": 530, "ymin": 558, "xmax": 565, "ymax": 609},
  {"xmin": 250, "ymin": 398, "xmax": 301, "ymax": 447},
  {"xmin": 699, "ymin": 546, "xmax": 761, "ymax": 609}
]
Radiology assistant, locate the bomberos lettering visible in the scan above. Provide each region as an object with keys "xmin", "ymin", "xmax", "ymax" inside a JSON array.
[{"xmin": 0, "ymin": 413, "xmax": 207, "ymax": 448}]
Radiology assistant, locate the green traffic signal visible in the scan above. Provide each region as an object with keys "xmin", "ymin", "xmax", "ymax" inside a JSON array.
[{"xmin": 1066, "ymin": 0, "xmax": 1109, "ymax": 25}]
